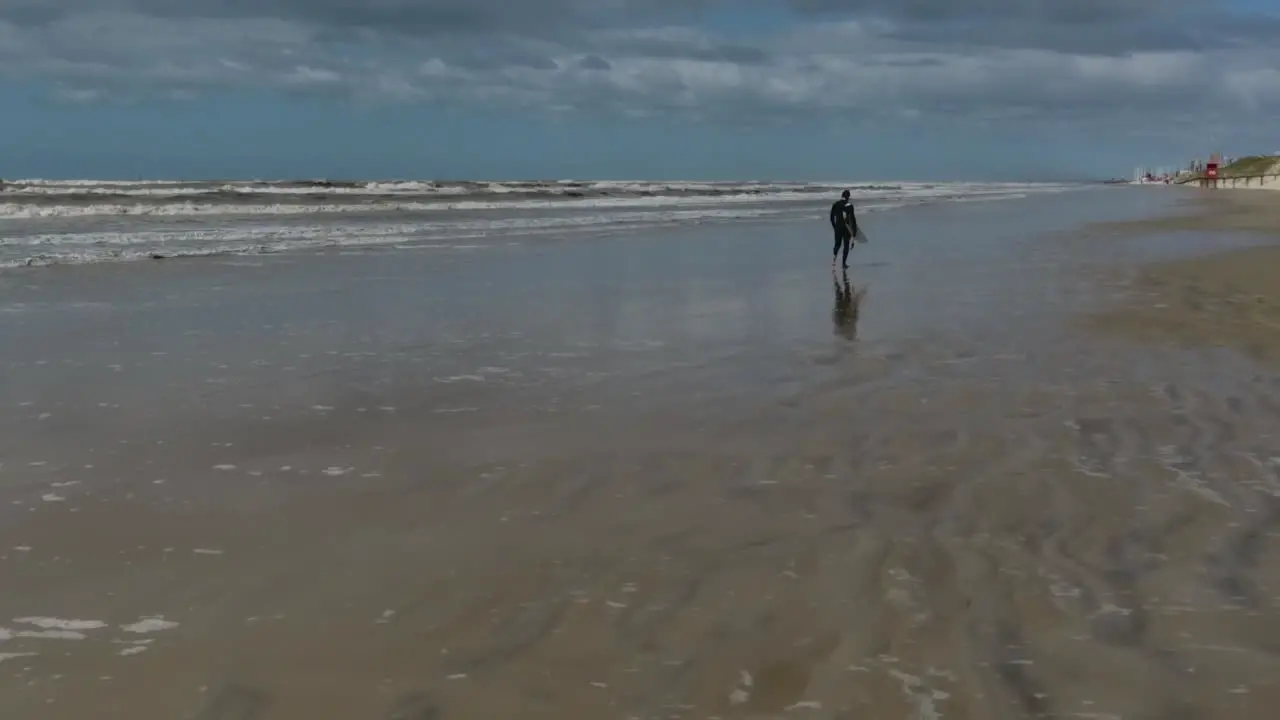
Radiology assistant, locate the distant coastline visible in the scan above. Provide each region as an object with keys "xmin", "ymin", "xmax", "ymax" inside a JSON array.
[{"xmin": 1174, "ymin": 154, "xmax": 1280, "ymax": 190}]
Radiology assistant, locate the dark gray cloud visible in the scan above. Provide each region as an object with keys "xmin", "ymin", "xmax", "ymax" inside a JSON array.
[
  {"xmin": 578, "ymin": 54, "xmax": 611, "ymax": 71},
  {"xmin": 0, "ymin": 0, "xmax": 1277, "ymax": 122},
  {"xmin": 881, "ymin": 13, "xmax": 1280, "ymax": 55},
  {"xmin": 627, "ymin": 40, "xmax": 770, "ymax": 64},
  {"xmin": 785, "ymin": 0, "xmax": 1199, "ymax": 23},
  {"xmin": 0, "ymin": 0, "xmax": 599, "ymax": 33},
  {"xmin": 0, "ymin": 0, "xmax": 1260, "ymax": 54},
  {"xmin": 775, "ymin": 0, "xmax": 1280, "ymax": 54},
  {"xmin": 0, "ymin": 0, "xmax": 1226, "ymax": 39}
]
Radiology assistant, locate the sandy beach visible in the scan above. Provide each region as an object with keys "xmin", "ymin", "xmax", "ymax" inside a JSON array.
[
  {"xmin": 4, "ymin": 185, "xmax": 1280, "ymax": 720},
  {"xmin": 1086, "ymin": 189, "xmax": 1280, "ymax": 362}
]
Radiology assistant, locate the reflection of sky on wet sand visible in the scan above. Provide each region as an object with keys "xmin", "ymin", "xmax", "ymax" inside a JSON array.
[{"xmin": 0, "ymin": 187, "xmax": 1211, "ymax": 432}]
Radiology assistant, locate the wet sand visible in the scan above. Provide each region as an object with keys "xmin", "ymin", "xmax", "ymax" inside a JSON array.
[
  {"xmin": 1086, "ymin": 189, "xmax": 1280, "ymax": 362},
  {"xmin": 5, "ymin": 187, "xmax": 1280, "ymax": 719},
  {"xmin": 1089, "ymin": 186, "xmax": 1280, "ymax": 235}
]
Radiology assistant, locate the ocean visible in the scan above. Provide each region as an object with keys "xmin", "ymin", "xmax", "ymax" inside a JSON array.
[{"xmin": 0, "ymin": 178, "xmax": 1082, "ymax": 268}]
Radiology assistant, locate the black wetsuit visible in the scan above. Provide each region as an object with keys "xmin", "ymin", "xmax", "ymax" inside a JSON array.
[{"xmin": 829, "ymin": 198, "xmax": 857, "ymax": 266}]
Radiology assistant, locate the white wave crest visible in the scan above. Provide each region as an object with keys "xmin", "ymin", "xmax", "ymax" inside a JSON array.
[
  {"xmin": 0, "ymin": 183, "xmax": 1075, "ymax": 219},
  {"xmin": 0, "ymin": 182, "xmax": 1081, "ymax": 269}
]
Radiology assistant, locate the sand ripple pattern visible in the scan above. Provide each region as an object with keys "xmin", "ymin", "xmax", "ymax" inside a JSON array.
[
  {"xmin": 301, "ymin": 350, "xmax": 1266, "ymax": 717},
  {"xmin": 136, "ymin": 361, "xmax": 1280, "ymax": 719},
  {"xmin": 5, "ymin": 347, "xmax": 1280, "ymax": 719}
]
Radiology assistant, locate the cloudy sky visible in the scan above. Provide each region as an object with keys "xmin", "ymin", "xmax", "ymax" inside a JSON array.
[{"xmin": 2, "ymin": 0, "xmax": 1278, "ymax": 180}]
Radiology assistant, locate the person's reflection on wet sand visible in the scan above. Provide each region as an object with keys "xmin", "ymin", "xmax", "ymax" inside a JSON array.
[{"xmin": 832, "ymin": 269, "xmax": 866, "ymax": 340}]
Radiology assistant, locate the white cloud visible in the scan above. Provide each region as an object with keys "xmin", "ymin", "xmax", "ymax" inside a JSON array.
[
  {"xmin": 52, "ymin": 85, "xmax": 103, "ymax": 103},
  {"xmin": 282, "ymin": 65, "xmax": 343, "ymax": 85}
]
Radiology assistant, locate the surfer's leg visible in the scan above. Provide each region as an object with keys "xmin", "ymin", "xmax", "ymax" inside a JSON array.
[
  {"xmin": 841, "ymin": 233, "xmax": 851, "ymax": 267},
  {"xmin": 832, "ymin": 227, "xmax": 843, "ymax": 262}
]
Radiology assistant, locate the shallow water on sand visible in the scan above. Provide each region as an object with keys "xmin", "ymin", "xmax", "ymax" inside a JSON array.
[{"xmin": 3, "ymin": 187, "xmax": 1280, "ymax": 719}]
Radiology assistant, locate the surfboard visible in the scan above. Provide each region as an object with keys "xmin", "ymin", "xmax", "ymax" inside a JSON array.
[{"xmin": 854, "ymin": 226, "xmax": 869, "ymax": 244}]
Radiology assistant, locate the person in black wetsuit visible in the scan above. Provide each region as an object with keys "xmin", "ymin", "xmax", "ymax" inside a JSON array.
[{"xmin": 829, "ymin": 189, "xmax": 858, "ymax": 268}]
